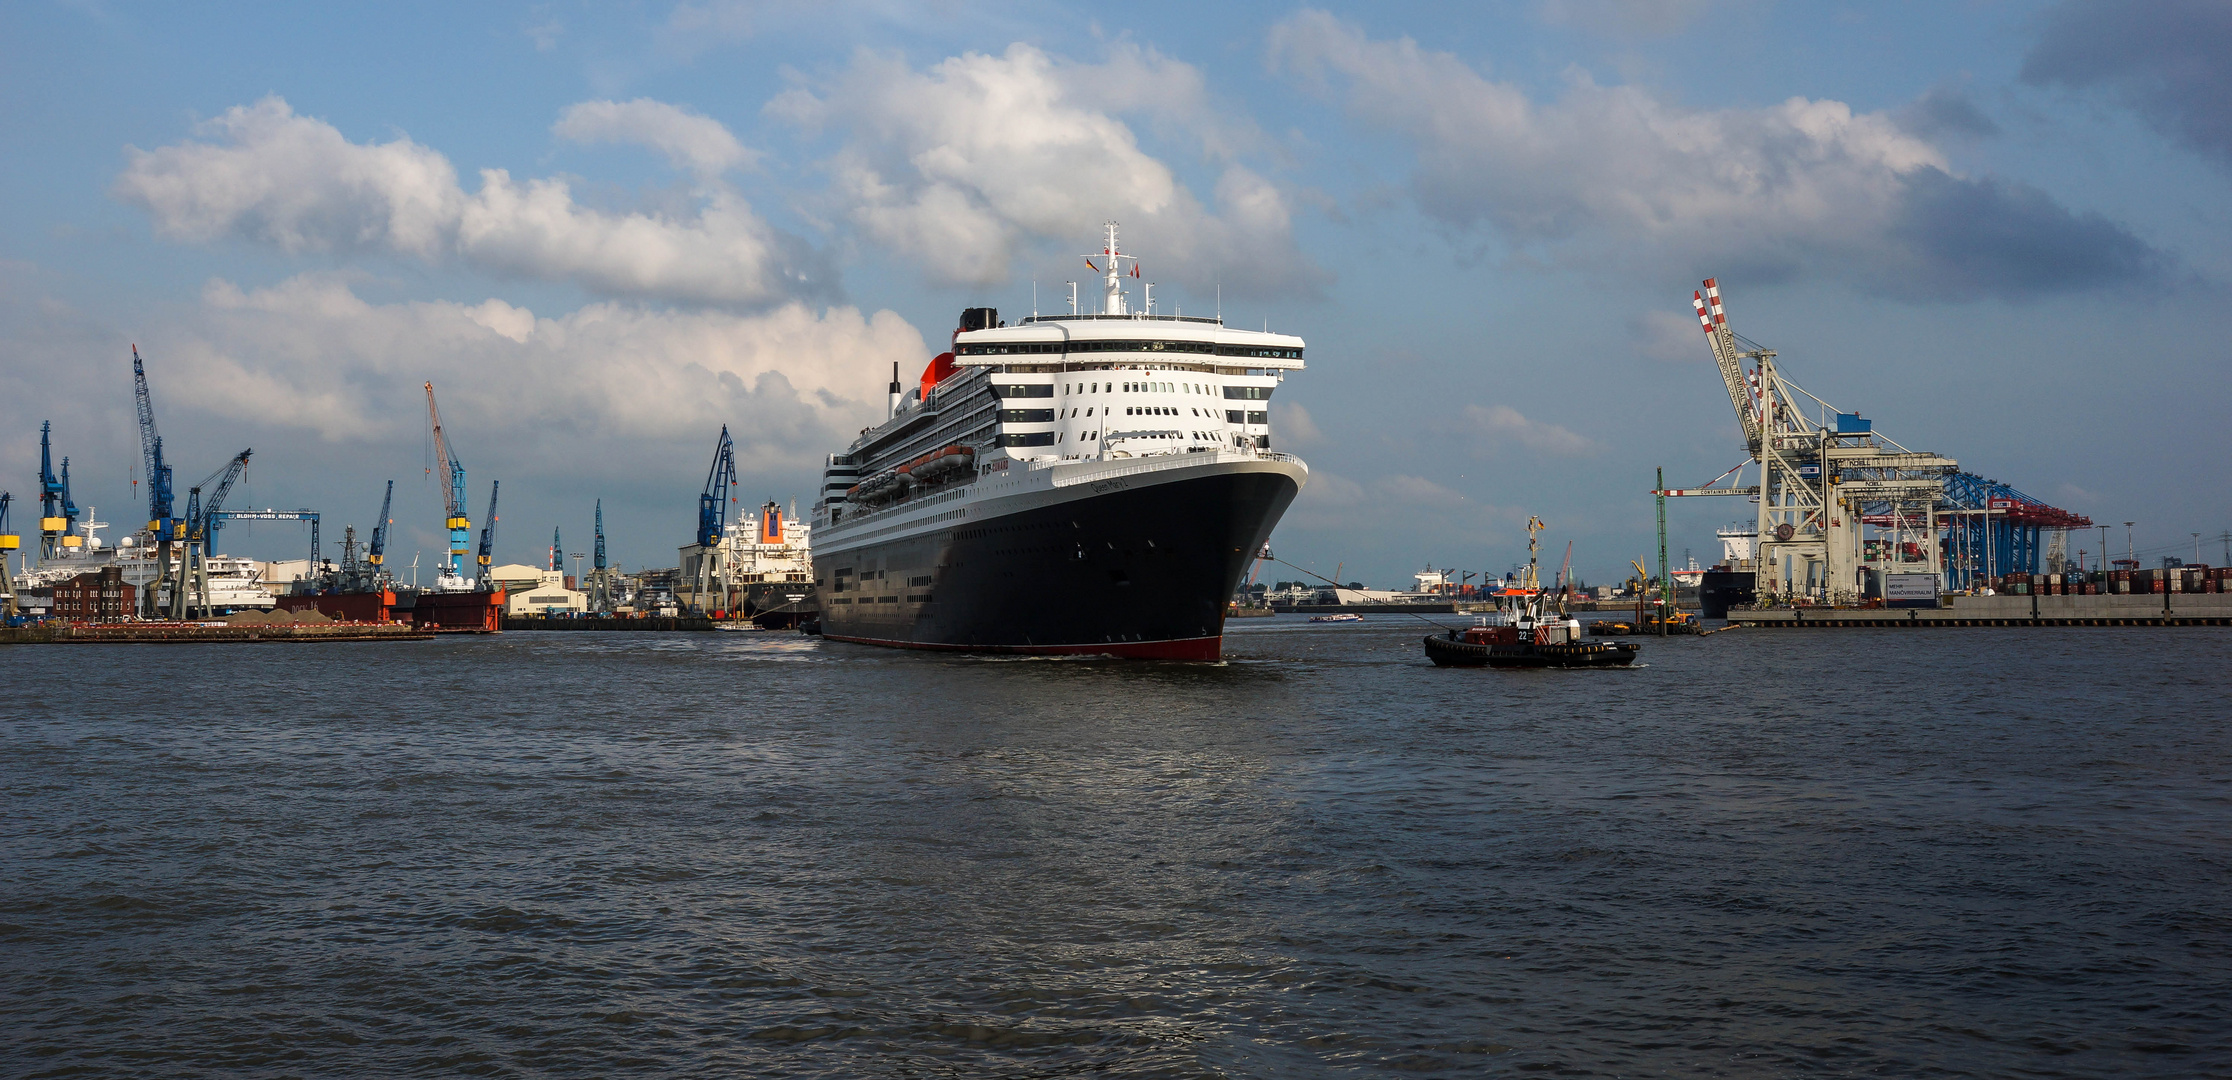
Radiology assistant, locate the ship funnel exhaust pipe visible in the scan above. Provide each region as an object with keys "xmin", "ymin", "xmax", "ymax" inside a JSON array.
[{"xmin": 888, "ymin": 362, "xmax": 902, "ymax": 418}]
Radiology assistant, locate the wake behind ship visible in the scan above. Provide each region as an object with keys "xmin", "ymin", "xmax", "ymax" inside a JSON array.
[{"xmin": 812, "ymin": 224, "xmax": 1307, "ymax": 659}]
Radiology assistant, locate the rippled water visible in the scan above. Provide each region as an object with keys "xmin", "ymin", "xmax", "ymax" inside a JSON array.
[{"xmin": 4, "ymin": 620, "xmax": 2227, "ymax": 1077}]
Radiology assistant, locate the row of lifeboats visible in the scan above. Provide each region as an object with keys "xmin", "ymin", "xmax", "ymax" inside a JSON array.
[{"xmin": 848, "ymin": 445, "xmax": 976, "ymax": 508}]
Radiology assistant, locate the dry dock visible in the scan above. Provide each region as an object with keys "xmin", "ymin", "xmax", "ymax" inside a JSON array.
[{"xmin": 1730, "ymin": 594, "xmax": 2232, "ymax": 628}]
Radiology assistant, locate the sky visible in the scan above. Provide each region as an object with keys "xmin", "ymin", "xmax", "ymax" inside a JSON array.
[{"xmin": 4, "ymin": 0, "xmax": 2228, "ymax": 586}]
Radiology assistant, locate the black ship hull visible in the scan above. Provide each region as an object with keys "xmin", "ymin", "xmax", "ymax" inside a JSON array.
[{"xmin": 815, "ymin": 463, "xmax": 1301, "ymax": 660}]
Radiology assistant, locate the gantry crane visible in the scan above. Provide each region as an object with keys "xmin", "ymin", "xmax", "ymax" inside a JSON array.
[{"xmin": 1663, "ymin": 279, "xmax": 1958, "ymax": 604}]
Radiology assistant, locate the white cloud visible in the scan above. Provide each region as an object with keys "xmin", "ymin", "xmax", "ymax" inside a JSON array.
[
  {"xmin": 115, "ymin": 96, "xmax": 819, "ymax": 306},
  {"xmin": 1459, "ymin": 404, "xmax": 1598, "ymax": 455},
  {"xmin": 1630, "ymin": 308, "xmax": 1705, "ymax": 362},
  {"xmin": 174, "ymin": 275, "xmax": 921, "ymax": 465},
  {"xmin": 116, "ymin": 97, "xmax": 463, "ymax": 257},
  {"xmin": 553, "ymin": 98, "xmax": 757, "ymax": 177},
  {"xmin": 1274, "ymin": 400, "xmax": 1323, "ymax": 446},
  {"xmin": 1269, "ymin": 11, "xmax": 2161, "ymax": 298},
  {"xmin": 768, "ymin": 43, "xmax": 1319, "ymax": 294}
]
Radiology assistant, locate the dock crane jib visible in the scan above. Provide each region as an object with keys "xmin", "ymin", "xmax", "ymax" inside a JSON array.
[{"xmin": 1693, "ymin": 280, "xmax": 1762, "ymax": 452}]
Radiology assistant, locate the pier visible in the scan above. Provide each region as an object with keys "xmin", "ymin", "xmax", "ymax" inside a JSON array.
[{"xmin": 1729, "ymin": 594, "xmax": 2232, "ymax": 628}]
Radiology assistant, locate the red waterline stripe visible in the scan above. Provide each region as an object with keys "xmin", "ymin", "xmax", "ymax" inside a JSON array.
[{"xmin": 821, "ymin": 633, "xmax": 1223, "ymax": 661}]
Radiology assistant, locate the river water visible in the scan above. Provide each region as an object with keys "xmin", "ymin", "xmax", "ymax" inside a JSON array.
[{"xmin": 4, "ymin": 620, "xmax": 2227, "ymax": 1077}]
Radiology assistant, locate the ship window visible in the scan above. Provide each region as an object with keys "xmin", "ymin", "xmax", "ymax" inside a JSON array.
[
  {"xmin": 994, "ymin": 384, "xmax": 1054, "ymax": 398},
  {"xmin": 1226, "ymin": 410, "xmax": 1245, "ymax": 423},
  {"xmin": 999, "ymin": 408, "xmax": 1055, "ymax": 422},
  {"xmin": 1247, "ymin": 411, "xmax": 1268, "ymax": 424},
  {"xmin": 910, "ymin": 576, "xmax": 932, "ymax": 586},
  {"xmin": 1223, "ymin": 385, "xmax": 1274, "ymax": 400},
  {"xmin": 998, "ymin": 431, "xmax": 1056, "ymax": 447}
]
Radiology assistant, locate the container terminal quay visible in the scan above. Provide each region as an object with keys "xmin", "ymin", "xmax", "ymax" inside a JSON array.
[{"xmin": 2, "ymin": 273, "xmax": 2226, "ymax": 646}]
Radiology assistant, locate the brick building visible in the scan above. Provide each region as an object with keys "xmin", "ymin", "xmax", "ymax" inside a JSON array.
[{"xmin": 53, "ymin": 566, "xmax": 134, "ymax": 620}]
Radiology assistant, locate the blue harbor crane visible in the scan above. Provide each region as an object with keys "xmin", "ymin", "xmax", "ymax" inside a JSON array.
[
  {"xmin": 550, "ymin": 526, "xmax": 562, "ymax": 573},
  {"xmin": 367, "ymin": 480, "xmax": 393, "ymax": 577},
  {"xmin": 693, "ymin": 427, "xmax": 739, "ymax": 615},
  {"xmin": 170, "ymin": 449, "xmax": 250, "ymax": 618},
  {"xmin": 184, "ymin": 450, "xmax": 252, "ymax": 557},
  {"xmin": 37, "ymin": 421, "xmax": 81, "ymax": 558},
  {"xmin": 698, "ymin": 425, "xmax": 738, "ymax": 548},
  {"xmin": 424, "ymin": 381, "xmax": 470, "ymax": 581},
  {"xmin": 475, "ymin": 481, "xmax": 500, "ymax": 589},
  {"xmin": 589, "ymin": 498, "xmax": 612, "ymax": 613},
  {"xmin": 132, "ymin": 346, "xmax": 178, "ymax": 615}
]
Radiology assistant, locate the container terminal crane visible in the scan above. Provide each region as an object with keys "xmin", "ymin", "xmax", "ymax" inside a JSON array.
[{"xmin": 1658, "ymin": 279, "xmax": 2089, "ymax": 605}]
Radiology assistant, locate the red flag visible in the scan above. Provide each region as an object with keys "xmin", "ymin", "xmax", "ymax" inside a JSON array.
[{"xmin": 1130, "ymin": 264, "xmax": 1140, "ymax": 278}]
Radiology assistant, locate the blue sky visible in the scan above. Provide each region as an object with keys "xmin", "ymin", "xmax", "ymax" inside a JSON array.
[{"xmin": 4, "ymin": 0, "xmax": 2228, "ymax": 583}]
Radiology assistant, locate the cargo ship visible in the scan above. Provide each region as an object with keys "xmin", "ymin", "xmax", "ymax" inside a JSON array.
[
  {"xmin": 679, "ymin": 500, "xmax": 816, "ymax": 627},
  {"xmin": 810, "ymin": 224, "xmax": 1307, "ymax": 659}
]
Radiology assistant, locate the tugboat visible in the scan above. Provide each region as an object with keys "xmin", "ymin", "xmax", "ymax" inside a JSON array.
[{"xmin": 1424, "ymin": 518, "xmax": 1639, "ymax": 669}]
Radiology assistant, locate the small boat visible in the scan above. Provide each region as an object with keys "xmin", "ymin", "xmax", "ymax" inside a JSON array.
[
  {"xmin": 1424, "ymin": 622, "xmax": 1639, "ymax": 668},
  {"xmin": 713, "ymin": 621, "xmax": 767, "ymax": 632},
  {"xmin": 1308, "ymin": 612, "xmax": 1364, "ymax": 623},
  {"xmin": 1427, "ymin": 515, "xmax": 1638, "ymax": 669}
]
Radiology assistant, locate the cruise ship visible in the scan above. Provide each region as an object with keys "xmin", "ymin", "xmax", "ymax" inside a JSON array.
[{"xmin": 811, "ymin": 224, "xmax": 1308, "ymax": 659}]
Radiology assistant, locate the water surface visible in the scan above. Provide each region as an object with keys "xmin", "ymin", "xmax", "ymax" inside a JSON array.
[{"xmin": 4, "ymin": 620, "xmax": 2227, "ymax": 1076}]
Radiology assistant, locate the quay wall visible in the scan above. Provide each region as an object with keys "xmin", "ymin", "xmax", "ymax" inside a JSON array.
[{"xmin": 1732, "ymin": 593, "xmax": 2232, "ymax": 628}]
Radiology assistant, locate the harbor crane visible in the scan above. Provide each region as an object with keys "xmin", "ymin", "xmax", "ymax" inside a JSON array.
[
  {"xmin": 698, "ymin": 426, "xmax": 738, "ymax": 547},
  {"xmin": 588, "ymin": 498, "xmax": 613, "ymax": 613},
  {"xmin": 693, "ymin": 426, "xmax": 738, "ymax": 614},
  {"xmin": 424, "ymin": 382, "xmax": 473, "ymax": 588},
  {"xmin": 1, "ymin": 493, "xmax": 18, "ymax": 618},
  {"xmin": 132, "ymin": 347, "xmax": 179, "ymax": 616},
  {"xmin": 549, "ymin": 527, "xmax": 562, "ymax": 573},
  {"xmin": 366, "ymin": 480, "xmax": 394, "ymax": 587},
  {"xmin": 38, "ymin": 422, "xmax": 82, "ymax": 559},
  {"xmin": 475, "ymin": 481, "xmax": 500, "ymax": 590},
  {"xmin": 1664, "ymin": 278, "xmax": 1960, "ymax": 604},
  {"xmin": 171, "ymin": 449, "xmax": 251, "ymax": 618}
]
